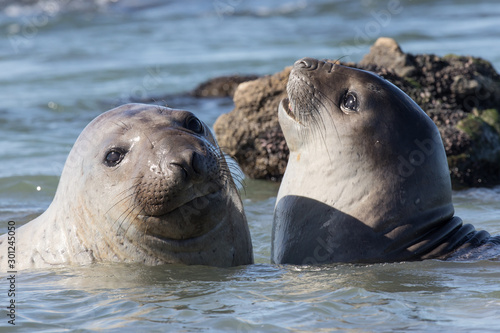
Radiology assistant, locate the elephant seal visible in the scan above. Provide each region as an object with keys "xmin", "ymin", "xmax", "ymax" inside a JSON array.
[
  {"xmin": 271, "ymin": 57, "xmax": 500, "ymax": 265},
  {"xmin": 0, "ymin": 103, "xmax": 253, "ymax": 270}
]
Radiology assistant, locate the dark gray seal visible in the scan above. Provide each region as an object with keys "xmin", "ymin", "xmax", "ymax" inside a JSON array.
[
  {"xmin": 0, "ymin": 103, "xmax": 253, "ymax": 270},
  {"xmin": 271, "ymin": 57, "xmax": 499, "ymax": 265}
]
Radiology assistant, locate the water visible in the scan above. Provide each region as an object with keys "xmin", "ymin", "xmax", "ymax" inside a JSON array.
[{"xmin": 1, "ymin": 0, "xmax": 500, "ymax": 331}]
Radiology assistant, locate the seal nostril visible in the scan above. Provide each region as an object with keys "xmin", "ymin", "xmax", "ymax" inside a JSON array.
[
  {"xmin": 295, "ymin": 58, "xmax": 310, "ymax": 68},
  {"xmin": 295, "ymin": 59, "xmax": 308, "ymax": 68},
  {"xmin": 167, "ymin": 150, "xmax": 206, "ymax": 183},
  {"xmin": 191, "ymin": 152, "xmax": 204, "ymax": 176},
  {"xmin": 169, "ymin": 162, "xmax": 189, "ymax": 180},
  {"xmin": 294, "ymin": 58, "xmax": 318, "ymax": 69},
  {"xmin": 294, "ymin": 57, "xmax": 318, "ymax": 70}
]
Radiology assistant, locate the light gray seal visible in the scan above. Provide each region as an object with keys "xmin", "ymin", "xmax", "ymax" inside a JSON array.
[
  {"xmin": 271, "ymin": 57, "xmax": 499, "ymax": 265},
  {"xmin": 0, "ymin": 103, "xmax": 253, "ymax": 270}
]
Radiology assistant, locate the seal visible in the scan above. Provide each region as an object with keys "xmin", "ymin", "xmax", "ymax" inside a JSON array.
[
  {"xmin": 0, "ymin": 103, "xmax": 253, "ymax": 270},
  {"xmin": 271, "ymin": 57, "xmax": 500, "ymax": 265}
]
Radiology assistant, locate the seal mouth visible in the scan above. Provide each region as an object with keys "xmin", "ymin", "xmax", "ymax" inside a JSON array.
[
  {"xmin": 138, "ymin": 188, "xmax": 222, "ymax": 219},
  {"xmin": 135, "ymin": 186, "xmax": 225, "ymax": 241},
  {"xmin": 280, "ymin": 98, "xmax": 300, "ymax": 124},
  {"xmin": 143, "ymin": 214, "xmax": 227, "ymax": 252}
]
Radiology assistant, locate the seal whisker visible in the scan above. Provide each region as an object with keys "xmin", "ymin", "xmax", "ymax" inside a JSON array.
[
  {"xmin": 311, "ymin": 109, "xmax": 333, "ymax": 163},
  {"xmin": 111, "ymin": 120, "xmax": 132, "ymax": 134},
  {"xmin": 142, "ymin": 131, "xmax": 155, "ymax": 149},
  {"xmin": 221, "ymin": 167, "xmax": 245, "ymax": 193},
  {"xmin": 112, "ymin": 193, "xmax": 141, "ymax": 231},
  {"xmin": 295, "ymin": 90, "xmax": 338, "ymax": 163},
  {"xmin": 150, "ymin": 97, "xmax": 160, "ymax": 106},
  {"xmin": 291, "ymin": 76, "xmax": 337, "ymax": 145},
  {"xmin": 115, "ymin": 193, "xmax": 146, "ymax": 235},
  {"xmin": 108, "ymin": 181, "xmax": 144, "ymax": 231},
  {"xmin": 105, "ymin": 180, "xmax": 142, "ymax": 217},
  {"xmin": 154, "ymin": 104, "xmax": 164, "ymax": 113},
  {"xmin": 215, "ymin": 146, "xmax": 247, "ymax": 188},
  {"xmin": 214, "ymin": 146, "xmax": 246, "ymax": 191},
  {"xmin": 331, "ymin": 55, "xmax": 347, "ymax": 66},
  {"xmin": 314, "ymin": 89, "xmax": 343, "ymax": 146},
  {"xmin": 225, "ymin": 161, "xmax": 245, "ymax": 186},
  {"xmin": 120, "ymin": 202, "xmax": 146, "ymax": 240},
  {"xmin": 105, "ymin": 192, "xmax": 135, "ymax": 219}
]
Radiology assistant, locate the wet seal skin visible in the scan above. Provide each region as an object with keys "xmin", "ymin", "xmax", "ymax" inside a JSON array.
[
  {"xmin": 0, "ymin": 103, "xmax": 253, "ymax": 270},
  {"xmin": 272, "ymin": 58, "xmax": 500, "ymax": 265}
]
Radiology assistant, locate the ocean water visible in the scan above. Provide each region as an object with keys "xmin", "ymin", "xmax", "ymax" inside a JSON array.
[{"xmin": 1, "ymin": 0, "xmax": 500, "ymax": 331}]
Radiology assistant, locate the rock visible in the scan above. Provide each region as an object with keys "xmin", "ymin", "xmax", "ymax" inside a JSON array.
[
  {"xmin": 213, "ymin": 68, "xmax": 291, "ymax": 180},
  {"xmin": 214, "ymin": 37, "xmax": 500, "ymax": 188},
  {"xmin": 191, "ymin": 75, "xmax": 259, "ymax": 98},
  {"xmin": 452, "ymin": 109, "xmax": 500, "ymax": 186},
  {"xmin": 359, "ymin": 37, "xmax": 417, "ymax": 77}
]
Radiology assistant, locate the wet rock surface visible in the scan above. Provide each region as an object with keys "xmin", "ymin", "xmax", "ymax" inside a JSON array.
[
  {"xmin": 214, "ymin": 37, "xmax": 500, "ymax": 187},
  {"xmin": 213, "ymin": 68, "xmax": 291, "ymax": 181}
]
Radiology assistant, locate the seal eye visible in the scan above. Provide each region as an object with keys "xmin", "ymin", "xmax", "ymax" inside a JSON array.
[
  {"xmin": 104, "ymin": 149, "xmax": 125, "ymax": 167},
  {"xmin": 341, "ymin": 92, "xmax": 359, "ymax": 113},
  {"xmin": 186, "ymin": 116, "xmax": 204, "ymax": 134}
]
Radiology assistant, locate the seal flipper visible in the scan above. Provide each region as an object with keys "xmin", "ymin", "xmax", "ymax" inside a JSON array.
[
  {"xmin": 408, "ymin": 216, "xmax": 466, "ymax": 259},
  {"xmin": 383, "ymin": 216, "xmax": 492, "ymax": 261},
  {"xmin": 414, "ymin": 216, "xmax": 493, "ymax": 260},
  {"xmin": 419, "ymin": 218, "xmax": 488, "ymax": 259}
]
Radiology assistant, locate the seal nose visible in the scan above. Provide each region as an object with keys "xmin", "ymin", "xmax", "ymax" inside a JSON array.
[
  {"xmin": 294, "ymin": 57, "xmax": 318, "ymax": 70},
  {"xmin": 167, "ymin": 149, "xmax": 205, "ymax": 183}
]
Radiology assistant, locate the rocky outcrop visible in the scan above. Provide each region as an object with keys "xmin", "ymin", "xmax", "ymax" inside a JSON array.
[
  {"xmin": 214, "ymin": 37, "xmax": 500, "ymax": 187},
  {"xmin": 214, "ymin": 68, "xmax": 290, "ymax": 180},
  {"xmin": 191, "ymin": 75, "xmax": 259, "ymax": 98}
]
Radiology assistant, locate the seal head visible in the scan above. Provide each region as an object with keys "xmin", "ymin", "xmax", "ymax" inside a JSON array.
[
  {"xmin": 272, "ymin": 58, "xmax": 492, "ymax": 265},
  {"xmin": 1, "ymin": 103, "xmax": 253, "ymax": 269}
]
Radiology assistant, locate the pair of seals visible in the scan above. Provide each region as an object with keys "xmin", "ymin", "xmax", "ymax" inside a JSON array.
[
  {"xmin": 2, "ymin": 62, "xmax": 498, "ymax": 270},
  {"xmin": 0, "ymin": 104, "xmax": 253, "ymax": 270},
  {"xmin": 272, "ymin": 58, "xmax": 499, "ymax": 265}
]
